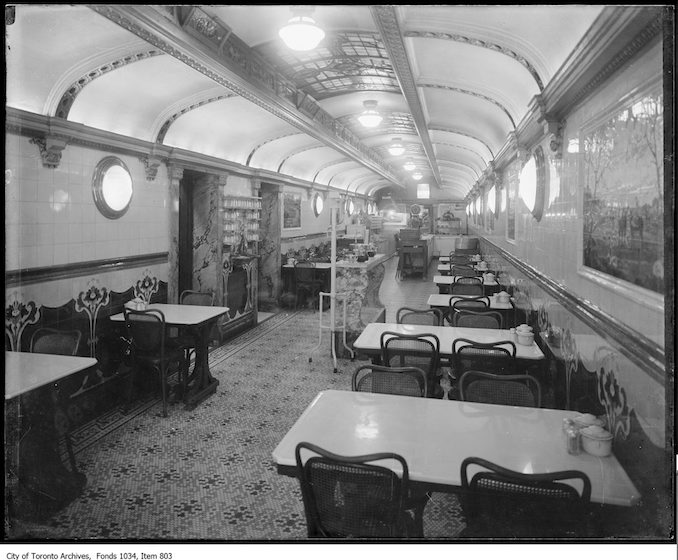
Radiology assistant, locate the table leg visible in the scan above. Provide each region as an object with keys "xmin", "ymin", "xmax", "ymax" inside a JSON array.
[
  {"xmin": 184, "ymin": 322, "xmax": 219, "ymax": 410},
  {"xmin": 6, "ymin": 387, "xmax": 86, "ymax": 522}
]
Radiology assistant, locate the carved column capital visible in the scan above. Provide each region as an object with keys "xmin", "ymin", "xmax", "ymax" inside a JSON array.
[
  {"xmin": 168, "ymin": 165, "xmax": 184, "ymax": 186},
  {"xmin": 30, "ymin": 135, "xmax": 68, "ymax": 169},
  {"xmin": 139, "ymin": 155, "xmax": 163, "ymax": 181}
]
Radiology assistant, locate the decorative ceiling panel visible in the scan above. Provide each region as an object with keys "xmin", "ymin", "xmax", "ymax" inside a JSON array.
[{"xmin": 256, "ymin": 31, "xmax": 400, "ymax": 100}]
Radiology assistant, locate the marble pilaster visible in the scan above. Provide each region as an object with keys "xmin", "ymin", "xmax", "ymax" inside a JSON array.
[
  {"xmin": 167, "ymin": 165, "xmax": 183, "ymax": 303},
  {"xmin": 258, "ymin": 182, "xmax": 283, "ymax": 308}
]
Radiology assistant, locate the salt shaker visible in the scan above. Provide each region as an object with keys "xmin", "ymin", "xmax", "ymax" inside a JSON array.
[{"xmin": 566, "ymin": 426, "xmax": 581, "ymax": 455}]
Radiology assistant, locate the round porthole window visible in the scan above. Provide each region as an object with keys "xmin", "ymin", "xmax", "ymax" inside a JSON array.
[
  {"xmin": 312, "ymin": 192, "xmax": 324, "ymax": 217},
  {"xmin": 518, "ymin": 147, "xmax": 545, "ymax": 221},
  {"xmin": 92, "ymin": 156, "xmax": 133, "ymax": 219}
]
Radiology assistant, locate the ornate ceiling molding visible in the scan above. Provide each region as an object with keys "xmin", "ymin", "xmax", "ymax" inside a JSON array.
[
  {"xmin": 276, "ymin": 143, "xmax": 326, "ymax": 173},
  {"xmin": 54, "ymin": 49, "xmax": 164, "ymax": 119},
  {"xmin": 418, "ymin": 82, "xmax": 516, "ymax": 128},
  {"xmin": 436, "ymin": 159, "xmax": 481, "ymax": 181},
  {"xmin": 429, "ymin": 126, "xmax": 495, "ymax": 159},
  {"xmin": 245, "ymin": 132, "xmax": 305, "ymax": 166},
  {"xmin": 90, "ymin": 4, "xmax": 405, "ymax": 189},
  {"xmin": 371, "ymin": 5, "xmax": 442, "ymax": 187},
  {"xmin": 433, "ymin": 141, "xmax": 488, "ymax": 168},
  {"xmin": 404, "ymin": 30, "xmax": 544, "ymax": 91},
  {"xmin": 155, "ymin": 92, "xmax": 237, "ymax": 143}
]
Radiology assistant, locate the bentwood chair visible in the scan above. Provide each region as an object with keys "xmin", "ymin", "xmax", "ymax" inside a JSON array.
[
  {"xmin": 451, "ymin": 309, "xmax": 503, "ymax": 329},
  {"xmin": 294, "ymin": 261, "xmax": 323, "ymax": 310},
  {"xmin": 460, "ymin": 456, "xmax": 592, "ymax": 538},
  {"xmin": 459, "ymin": 370, "xmax": 542, "ymax": 407},
  {"xmin": 123, "ymin": 308, "xmax": 187, "ymax": 417},
  {"xmin": 451, "ymin": 265, "xmax": 478, "ymax": 277},
  {"xmin": 451, "ymin": 338, "xmax": 517, "ymax": 380},
  {"xmin": 180, "ymin": 290, "xmax": 215, "ymax": 306},
  {"xmin": 295, "ymin": 442, "xmax": 427, "ymax": 538},
  {"xmin": 28, "ymin": 327, "xmax": 84, "ymax": 475},
  {"xmin": 352, "ymin": 364, "xmax": 427, "ymax": 398},
  {"xmin": 450, "ymin": 280, "xmax": 484, "ymax": 297},
  {"xmin": 396, "ymin": 307, "xmax": 444, "ymax": 327},
  {"xmin": 444, "ymin": 296, "xmax": 490, "ymax": 325},
  {"xmin": 448, "ymin": 253, "xmax": 471, "ymax": 265},
  {"xmin": 29, "ymin": 328, "xmax": 82, "ymax": 356},
  {"xmin": 381, "ymin": 331, "xmax": 443, "ymax": 399}
]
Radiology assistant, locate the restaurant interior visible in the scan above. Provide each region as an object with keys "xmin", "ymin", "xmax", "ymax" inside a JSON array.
[{"xmin": 4, "ymin": 4, "xmax": 675, "ymax": 545}]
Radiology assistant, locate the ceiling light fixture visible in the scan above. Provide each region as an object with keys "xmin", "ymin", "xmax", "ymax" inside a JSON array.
[
  {"xmin": 403, "ymin": 161, "xmax": 415, "ymax": 171},
  {"xmin": 387, "ymin": 137, "xmax": 405, "ymax": 156},
  {"xmin": 357, "ymin": 100, "xmax": 383, "ymax": 128},
  {"xmin": 412, "ymin": 171, "xmax": 423, "ymax": 181},
  {"xmin": 278, "ymin": 7, "xmax": 325, "ymax": 51}
]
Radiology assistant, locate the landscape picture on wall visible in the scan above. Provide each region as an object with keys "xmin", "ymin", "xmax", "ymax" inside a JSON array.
[{"xmin": 582, "ymin": 85, "xmax": 663, "ymax": 294}]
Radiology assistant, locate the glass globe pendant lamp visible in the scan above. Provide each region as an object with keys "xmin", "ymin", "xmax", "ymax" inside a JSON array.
[{"xmin": 279, "ymin": 7, "xmax": 325, "ymax": 51}]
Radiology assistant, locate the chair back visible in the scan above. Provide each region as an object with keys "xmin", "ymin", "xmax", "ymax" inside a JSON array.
[
  {"xmin": 29, "ymin": 328, "xmax": 82, "ymax": 356},
  {"xmin": 450, "ymin": 282, "xmax": 483, "ymax": 296},
  {"xmin": 459, "ymin": 370, "xmax": 541, "ymax": 407},
  {"xmin": 381, "ymin": 332, "xmax": 440, "ymax": 397},
  {"xmin": 451, "ymin": 265, "xmax": 478, "ymax": 277},
  {"xmin": 454, "ymin": 276, "xmax": 482, "ymax": 285},
  {"xmin": 452, "ymin": 338, "xmax": 517, "ymax": 376},
  {"xmin": 396, "ymin": 307, "xmax": 443, "ymax": 326},
  {"xmin": 295, "ymin": 261, "xmax": 317, "ymax": 284},
  {"xmin": 460, "ymin": 456, "xmax": 591, "ymax": 538},
  {"xmin": 452, "ymin": 309, "xmax": 503, "ymax": 329},
  {"xmin": 180, "ymin": 290, "xmax": 215, "ymax": 306},
  {"xmin": 445, "ymin": 296, "xmax": 489, "ymax": 325},
  {"xmin": 449, "ymin": 253, "xmax": 471, "ymax": 265},
  {"xmin": 295, "ymin": 442, "xmax": 412, "ymax": 538},
  {"xmin": 352, "ymin": 364, "xmax": 427, "ymax": 398},
  {"xmin": 123, "ymin": 308, "xmax": 167, "ymax": 357}
]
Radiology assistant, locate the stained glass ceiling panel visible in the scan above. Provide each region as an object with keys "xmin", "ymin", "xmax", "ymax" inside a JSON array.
[{"xmin": 257, "ymin": 32, "xmax": 400, "ymax": 100}]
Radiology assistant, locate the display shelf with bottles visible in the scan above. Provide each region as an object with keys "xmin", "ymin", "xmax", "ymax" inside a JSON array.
[{"xmin": 222, "ymin": 196, "xmax": 261, "ymax": 255}]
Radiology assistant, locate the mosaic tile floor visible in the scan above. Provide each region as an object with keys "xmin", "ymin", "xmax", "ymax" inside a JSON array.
[{"xmin": 6, "ymin": 308, "xmax": 465, "ymax": 542}]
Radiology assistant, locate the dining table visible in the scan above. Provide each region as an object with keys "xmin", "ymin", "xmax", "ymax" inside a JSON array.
[
  {"xmin": 5, "ymin": 351, "xmax": 98, "ymax": 517},
  {"xmin": 110, "ymin": 303, "xmax": 229, "ymax": 410},
  {"xmin": 272, "ymin": 389, "xmax": 641, "ymax": 507},
  {"xmin": 352, "ymin": 322, "xmax": 545, "ymax": 361},
  {"xmin": 427, "ymin": 293, "xmax": 517, "ymax": 328},
  {"xmin": 433, "ymin": 274, "xmax": 500, "ymax": 296}
]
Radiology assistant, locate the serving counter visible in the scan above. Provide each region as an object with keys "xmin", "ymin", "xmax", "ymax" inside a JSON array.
[{"xmin": 282, "ymin": 254, "xmax": 389, "ymax": 352}]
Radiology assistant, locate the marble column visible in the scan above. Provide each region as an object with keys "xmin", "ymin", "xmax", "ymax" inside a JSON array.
[
  {"xmin": 167, "ymin": 165, "xmax": 183, "ymax": 303},
  {"xmin": 258, "ymin": 182, "xmax": 283, "ymax": 308}
]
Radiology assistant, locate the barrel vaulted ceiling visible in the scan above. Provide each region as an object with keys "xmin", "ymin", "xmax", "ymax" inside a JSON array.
[{"xmin": 6, "ymin": 4, "xmax": 607, "ymax": 200}]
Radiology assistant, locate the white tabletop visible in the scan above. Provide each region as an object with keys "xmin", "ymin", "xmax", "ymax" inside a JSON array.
[
  {"xmin": 109, "ymin": 303, "xmax": 229, "ymax": 326},
  {"xmin": 272, "ymin": 390, "xmax": 640, "ymax": 507},
  {"xmin": 5, "ymin": 351, "xmax": 98, "ymax": 400},
  {"xmin": 353, "ymin": 322, "xmax": 544, "ymax": 360},
  {"xmin": 427, "ymin": 294, "xmax": 514, "ymax": 310},
  {"xmin": 433, "ymin": 274, "xmax": 498, "ymax": 286}
]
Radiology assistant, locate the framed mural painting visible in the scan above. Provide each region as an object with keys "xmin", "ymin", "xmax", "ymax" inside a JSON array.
[
  {"xmin": 578, "ymin": 79, "xmax": 664, "ymax": 308},
  {"xmin": 283, "ymin": 192, "xmax": 302, "ymax": 230}
]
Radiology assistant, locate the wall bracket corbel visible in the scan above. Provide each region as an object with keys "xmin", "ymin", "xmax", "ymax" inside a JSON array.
[{"xmin": 30, "ymin": 135, "xmax": 68, "ymax": 169}]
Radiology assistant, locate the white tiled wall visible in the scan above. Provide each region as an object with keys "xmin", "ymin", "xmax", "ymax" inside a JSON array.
[
  {"xmin": 473, "ymin": 39, "xmax": 665, "ymax": 347},
  {"xmin": 5, "ymin": 135, "xmax": 170, "ymax": 271}
]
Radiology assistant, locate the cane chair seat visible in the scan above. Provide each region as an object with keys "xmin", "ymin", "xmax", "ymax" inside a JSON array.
[
  {"xmin": 352, "ymin": 364, "xmax": 427, "ymax": 398},
  {"xmin": 459, "ymin": 370, "xmax": 542, "ymax": 407}
]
